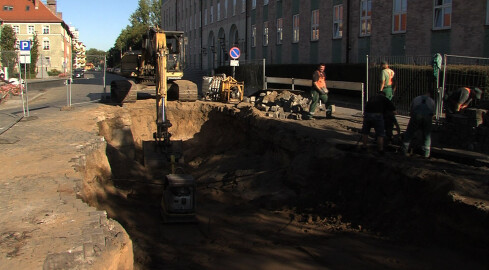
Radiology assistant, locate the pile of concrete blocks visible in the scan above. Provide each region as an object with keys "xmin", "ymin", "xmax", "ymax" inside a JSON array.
[{"xmin": 250, "ymin": 90, "xmax": 317, "ymax": 120}]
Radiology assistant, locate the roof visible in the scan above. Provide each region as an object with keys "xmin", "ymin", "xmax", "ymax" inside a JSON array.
[
  {"xmin": 0, "ymin": 0, "xmax": 73, "ymax": 37},
  {"xmin": 0, "ymin": 0, "xmax": 61, "ymax": 23}
]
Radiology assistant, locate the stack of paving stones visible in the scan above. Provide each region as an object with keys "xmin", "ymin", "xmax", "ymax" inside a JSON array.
[
  {"xmin": 250, "ymin": 90, "xmax": 320, "ymax": 120},
  {"xmin": 439, "ymin": 108, "xmax": 489, "ymax": 154}
]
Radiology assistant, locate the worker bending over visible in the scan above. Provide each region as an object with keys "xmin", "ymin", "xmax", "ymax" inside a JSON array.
[
  {"xmin": 445, "ymin": 87, "xmax": 482, "ymax": 114},
  {"xmin": 403, "ymin": 90, "xmax": 435, "ymax": 158},
  {"xmin": 361, "ymin": 91, "xmax": 396, "ymax": 155}
]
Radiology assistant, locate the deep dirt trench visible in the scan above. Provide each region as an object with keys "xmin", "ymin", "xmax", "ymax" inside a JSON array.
[{"xmin": 84, "ymin": 100, "xmax": 489, "ymax": 270}]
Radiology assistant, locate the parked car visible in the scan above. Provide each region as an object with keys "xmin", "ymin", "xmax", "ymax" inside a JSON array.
[{"xmin": 73, "ymin": 68, "xmax": 85, "ymax": 78}]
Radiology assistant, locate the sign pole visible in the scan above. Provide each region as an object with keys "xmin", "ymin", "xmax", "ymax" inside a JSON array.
[
  {"xmin": 24, "ymin": 61, "xmax": 29, "ymax": 117},
  {"xmin": 18, "ymin": 53, "xmax": 26, "ymax": 116}
]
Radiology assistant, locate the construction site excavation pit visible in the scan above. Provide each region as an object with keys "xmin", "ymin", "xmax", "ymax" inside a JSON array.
[{"xmin": 82, "ymin": 99, "xmax": 489, "ymax": 270}]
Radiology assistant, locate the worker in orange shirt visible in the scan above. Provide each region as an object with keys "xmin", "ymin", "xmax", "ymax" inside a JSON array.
[{"xmin": 305, "ymin": 63, "xmax": 332, "ymax": 120}]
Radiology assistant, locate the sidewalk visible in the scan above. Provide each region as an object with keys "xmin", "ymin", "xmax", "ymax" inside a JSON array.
[{"xmin": 0, "ymin": 102, "xmax": 133, "ymax": 269}]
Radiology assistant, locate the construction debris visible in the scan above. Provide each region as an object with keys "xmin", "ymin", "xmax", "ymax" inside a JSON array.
[{"xmin": 251, "ymin": 90, "xmax": 332, "ymax": 120}]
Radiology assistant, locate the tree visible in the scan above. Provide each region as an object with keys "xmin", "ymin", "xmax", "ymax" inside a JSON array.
[
  {"xmin": 29, "ymin": 33, "xmax": 40, "ymax": 75},
  {"xmin": 0, "ymin": 25, "xmax": 18, "ymax": 77},
  {"xmin": 109, "ymin": 0, "xmax": 160, "ymax": 67},
  {"xmin": 86, "ymin": 48, "xmax": 106, "ymax": 69},
  {"xmin": 150, "ymin": 0, "xmax": 162, "ymax": 27}
]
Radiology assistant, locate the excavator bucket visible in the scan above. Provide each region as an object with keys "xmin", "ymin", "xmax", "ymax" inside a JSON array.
[{"xmin": 110, "ymin": 80, "xmax": 139, "ymax": 104}]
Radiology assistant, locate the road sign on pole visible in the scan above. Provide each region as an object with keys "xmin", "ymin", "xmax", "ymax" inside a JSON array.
[
  {"xmin": 229, "ymin": 47, "xmax": 240, "ymax": 60},
  {"xmin": 20, "ymin": 40, "xmax": 31, "ymax": 51}
]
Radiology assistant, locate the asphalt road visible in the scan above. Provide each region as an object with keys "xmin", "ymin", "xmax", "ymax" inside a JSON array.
[{"xmin": 0, "ymin": 71, "xmax": 128, "ymax": 115}]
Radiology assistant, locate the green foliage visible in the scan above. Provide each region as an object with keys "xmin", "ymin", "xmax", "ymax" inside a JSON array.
[
  {"xmin": 0, "ymin": 25, "xmax": 18, "ymax": 76},
  {"xmin": 109, "ymin": 0, "xmax": 160, "ymax": 67},
  {"xmin": 29, "ymin": 33, "xmax": 40, "ymax": 75}
]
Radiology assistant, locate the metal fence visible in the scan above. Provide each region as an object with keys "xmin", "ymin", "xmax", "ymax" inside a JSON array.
[
  {"xmin": 367, "ymin": 55, "xmax": 489, "ymax": 118},
  {"xmin": 438, "ymin": 55, "xmax": 489, "ymax": 119},
  {"xmin": 366, "ymin": 55, "xmax": 435, "ymax": 116}
]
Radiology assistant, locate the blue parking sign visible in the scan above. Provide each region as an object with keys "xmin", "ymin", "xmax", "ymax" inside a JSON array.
[{"xmin": 20, "ymin": 40, "xmax": 31, "ymax": 51}]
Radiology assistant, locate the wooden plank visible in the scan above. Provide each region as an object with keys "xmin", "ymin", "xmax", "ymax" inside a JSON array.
[
  {"xmin": 265, "ymin": 77, "xmax": 363, "ymax": 91},
  {"xmin": 266, "ymin": 77, "xmax": 293, "ymax": 84},
  {"xmin": 294, "ymin": 79, "xmax": 313, "ymax": 87},
  {"xmin": 327, "ymin": 80, "xmax": 363, "ymax": 91}
]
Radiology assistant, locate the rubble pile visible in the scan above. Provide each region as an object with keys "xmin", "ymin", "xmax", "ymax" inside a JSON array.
[{"xmin": 251, "ymin": 90, "xmax": 322, "ymax": 120}]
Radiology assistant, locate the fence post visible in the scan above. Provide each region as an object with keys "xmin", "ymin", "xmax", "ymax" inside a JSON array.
[
  {"xmin": 103, "ymin": 55, "xmax": 107, "ymax": 95},
  {"xmin": 262, "ymin": 58, "xmax": 266, "ymax": 90},
  {"xmin": 437, "ymin": 54, "xmax": 448, "ymax": 122},
  {"xmin": 366, "ymin": 55, "xmax": 369, "ymax": 105}
]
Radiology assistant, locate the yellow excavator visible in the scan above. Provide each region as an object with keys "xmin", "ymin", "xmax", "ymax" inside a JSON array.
[
  {"xmin": 111, "ymin": 29, "xmax": 198, "ymax": 103},
  {"xmin": 113, "ymin": 28, "xmax": 197, "ymax": 222}
]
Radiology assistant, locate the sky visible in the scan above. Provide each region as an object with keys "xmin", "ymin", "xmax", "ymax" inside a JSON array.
[{"xmin": 55, "ymin": 0, "xmax": 139, "ymax": 52}]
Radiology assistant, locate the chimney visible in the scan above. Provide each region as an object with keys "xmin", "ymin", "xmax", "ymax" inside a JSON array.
[
  {"xmin": 46, "ymin": 0, "xmax": 62, "ymax": 19},
  {"xmin": 47, "ymin": 0, "xmax": 57, "ymax": 14},
  {"xmin": 34, "ymin": 0, "xmax": 39, "ymax": 10}
]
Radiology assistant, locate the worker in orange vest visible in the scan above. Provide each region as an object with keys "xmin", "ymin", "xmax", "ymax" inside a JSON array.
[
  {"xmin": 305, "ymin": 63, "xmax": 332, "ymax": 120},
  {"xmin": 445, "ymin": 87, "xmax": 482, "ymax": 114},
  {"xmin": 380, "ymin": 61, "xmax": 395, "ymax": 100}
]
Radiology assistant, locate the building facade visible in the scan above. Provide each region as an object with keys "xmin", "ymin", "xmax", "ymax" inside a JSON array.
[
  {"xmin": 162, "ymin": 0, "xmax": 248, "ymax": 72},
  {"xmin": 167, "ymin": 0, "xmax": 489, "ymax": 70},
  {"xmin": 70, "ymin": 26, "xmax": 87, "ymax": 70},
  {"xmin": 0, "ymin": 0, "xmax": 73, "ymax": 74}
]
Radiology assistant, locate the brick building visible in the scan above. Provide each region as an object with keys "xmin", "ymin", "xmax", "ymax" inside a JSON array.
[
  {"xmin": 163, "ymin": 0, "xmax": 489, "ymax": 71},
  {"xmin": 0, "ymin": 0, "xmax": 73, "ymax": 74}
]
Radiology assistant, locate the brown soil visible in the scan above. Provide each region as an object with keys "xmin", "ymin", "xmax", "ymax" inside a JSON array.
[{"xmin": 83, "ymin": 99, "xmax": 489, "ymax": 270}]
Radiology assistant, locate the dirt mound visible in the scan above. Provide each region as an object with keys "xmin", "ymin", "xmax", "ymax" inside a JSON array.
[{"xmin": 86, "ymin": 100, "xmax": 489, "ymax": 269}]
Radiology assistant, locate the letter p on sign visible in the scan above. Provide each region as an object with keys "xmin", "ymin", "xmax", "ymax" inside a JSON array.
[{"xmin": 20, "ymin": 41, "xmax": 31, "ymax": 51}]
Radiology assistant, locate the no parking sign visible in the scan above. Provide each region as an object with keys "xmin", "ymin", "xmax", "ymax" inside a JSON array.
[{"xmin": 229, "ymin": 47, "xmax": 240, "ymax": 60}]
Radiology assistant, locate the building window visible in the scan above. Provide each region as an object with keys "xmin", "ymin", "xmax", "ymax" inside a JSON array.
[
  {"xmin": 252, "ymin": 0, "xmax": 256, "ymax": 9},
  {"xmin": 433, "ymin": 0, "xmax": 451, "ymax": 29},
  {"xmin": 233, "ymin": 0, "xmax": 236, "ymax": 16},
  {"xmin": 28, "ymin": 25, "xmax": 35, "ymax": 35},
  {"xmin": 224, "ymin": 0, "xmax": 227, "ymax": 18},
  {"xmin": 487, "ymin": 0, "xmax": 489, "ymax": 25},
  {"xmin": 26, "ymin": 5, "xmax": 30, "ymax": 11},
  {"xmin": 205, "ymin": 8, "xmax": 208, "ymax": 25},
  {"xmin": 333, "ymin": 5, "xmax": 343, "ymax": 39},
  {"xmin": 3, "ymin": 5, "xmax": 13, "ymax": 11},
  {"xmin": 293, "ymin": 14, "xmax": 300, "ymax": 43},
  {"xmin": 360, "ymin": 0, "xmax": 372, "ymax": 36},
  {"xmin": 251, "ymin": 25, "xmax": 256, "ymax": 47},
  {"xmin": 43, "ymin": 39, "xmax": 50, "ymax": 50},
  {"xmin": 217, "ymin": 2, "xmax": 221, "ymax": 21},
  {"xmin": 393, "ymin": 0, "xmax": 407, "ymax": 33},
  {"xmin": 264, "ymin": 0, "xmax": 269, "ymax": 5},
  {"xmin": 277, "ymin": 18, "xmax": 283, "ymax": 44},
  {"xmin": 15, "ymin": 41, "xmax": 20, "ymax": 49},
  {"xmin": 12, "ymin": 25, "xmax": 20, "ymax": 34},
  {"xmin": 43, "ymin": 25, "xmax": 50, "ymax": 34},
  {"xmin": 242, "ymin": 0, "xmax": 246, "ymax": 13},
  {"xmin": 263, "ymin": 21, "xmax": 269, "ymax": 46},
  {"xmin": 311, "ymin": 10, "xmax": 319, "ymax": 41},
  {"xmin": 210, "ymin": 5, "xmax": 214, "ymax": 23}
]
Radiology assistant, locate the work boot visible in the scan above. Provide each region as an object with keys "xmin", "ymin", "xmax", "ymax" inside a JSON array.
[
  {"xmin": 304, "ymin": 112, "xmax": 315, "ymax": 120},
  {"xmin": 402, "ymin": 142, "xmax": 410, "ymax": 156}
]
